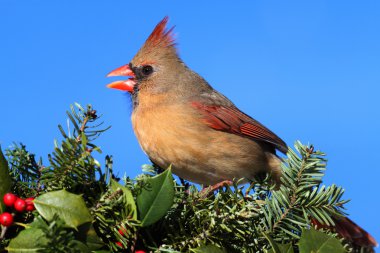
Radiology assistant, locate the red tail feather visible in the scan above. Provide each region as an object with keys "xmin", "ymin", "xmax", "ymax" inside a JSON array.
[{"xmin": 312, "ymin": 217, "xmax": 378, "ymax": 249}]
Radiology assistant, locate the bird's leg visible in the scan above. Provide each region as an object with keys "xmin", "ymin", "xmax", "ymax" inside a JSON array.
[
  {"xmin": 150, "ymin": 161, "xmax": 164, "ymax": 174},
  {"xmin": 179, "ymin": 177, "xmax": 190, "ymax": 191},
  {"xmin": 200, "ymin": 180, "xmax": 233, "ymax": 197}
]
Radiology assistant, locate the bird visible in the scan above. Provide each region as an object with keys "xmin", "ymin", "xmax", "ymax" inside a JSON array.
[
  {"xmin": 106, "ymin": 17, "xmax": 377, "ymax": 250},
  {"xmin": 106, "ymin": 17, "xmax": 287, "ymax": 187}
]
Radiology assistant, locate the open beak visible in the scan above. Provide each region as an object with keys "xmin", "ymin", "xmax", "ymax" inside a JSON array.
[{"xmin": 106, "ymin": 64, "xmax": 136, "ymax": 93}]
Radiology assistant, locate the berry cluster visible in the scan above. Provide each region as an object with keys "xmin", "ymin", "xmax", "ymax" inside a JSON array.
[
  {"xmin": 0, "ymin": 193, "xmax": 35, "ymax": 227},
  {"xmin": 115, "ymin": 228, "xmax": 127, "ymax": 249},
  {"xmin": 115, "ymin": 227, "xmax": 146, "ymax": 252}
]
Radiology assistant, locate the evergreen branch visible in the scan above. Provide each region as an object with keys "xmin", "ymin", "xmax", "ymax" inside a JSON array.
[
  {"xmin": 6, "ymin": 143, "xmax": 43, "ymax": 197},
  {"xmin": 259, "ymin": 142, "xmax": 348, "ymax": 245}
]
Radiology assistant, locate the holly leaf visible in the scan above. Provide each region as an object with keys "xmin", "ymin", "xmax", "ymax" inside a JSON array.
[
  {"xmin": 70, "ymin": 241, "xmax": 91, "ymax": 253},
  {"xmin": 263, "ymin": 232, "xmax": 294, "ymax": 253},
  {"xmin": 110, "ymin": 179, "xmax": 137, "ymax": 219},
  {"xmin": 6, "ymin": 227, "xmax": 49, "ymax": 252},
  {"xmin": 190, "ymin": 244, "xmax": 227, "ymax": 253},
  {"xmin": 77, "ymin": 223, "xmax": 104, "ymax": 250},
  {"xmin": 6, "ymin": 226, "xmax": 91, "ymax": 253},
  {"xmin": 0, "ymin": 146, "xmax": 12, "ymax": 213},
  {"xmin": 34, "ymin": 189, "xmax": 92, "ymax": 229},
  {"xmin": 298, "ymin": 228, "xmax": 345, "ymax": 253},
  {"xmin": 265, "ymin": 243, "xmax": 294, "ymax": 253},
  {"xmin": 136, "ymin": 167, "xmax": 174, "ymax": 227}
]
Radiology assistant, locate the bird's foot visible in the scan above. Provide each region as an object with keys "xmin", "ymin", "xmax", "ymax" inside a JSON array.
[
  {"xmin": 200, "ymin": 180, "xmax": 233, "ymax": 197},
  {"xmin": 179, "ymin": 177, "xmax": 190, "ymax": 191},
  {"xmin": 151, "ymin": 162, "xmax": 164, "ymax": 174}
]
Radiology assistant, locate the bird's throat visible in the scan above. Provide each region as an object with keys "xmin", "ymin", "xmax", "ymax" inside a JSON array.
[{"xmin": 132, "ymin": 83, "xmax": 140, "ymax": 109}]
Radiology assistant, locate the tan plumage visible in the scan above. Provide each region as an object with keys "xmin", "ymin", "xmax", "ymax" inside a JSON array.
[
  {"xmin": 131, "ymin": 101, "xmax": 282, "ymax": 185},
  {"xmin": 108, "ymin": 17, "xmax": 286, "ymax": 186}
]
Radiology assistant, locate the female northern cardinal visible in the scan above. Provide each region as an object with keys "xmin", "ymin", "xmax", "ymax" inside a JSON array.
[
  {"xmin": 106, "ymin": 17, "xmax": 377, "ymax": 249},
  {"xmin": 106, "ymin": 17, "xmax": 287, "ymax": 186}
]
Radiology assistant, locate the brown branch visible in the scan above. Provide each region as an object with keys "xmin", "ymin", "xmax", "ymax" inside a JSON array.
[{"xmin": 75, "ymin": 116, "xmax": 89, "ymax": 143}]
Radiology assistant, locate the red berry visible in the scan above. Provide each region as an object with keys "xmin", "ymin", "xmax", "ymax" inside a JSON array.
[
  {"xmin": 3, "ymin": 193, "xmax": 17, "ymax": 207},
  {"xmin": 0, "ymin": 212, "xmax": 13, "ymax": 227},
  {"xmin": 25, "ymin": 197, "xmax": 35, "ymax": 211},
  {"xmin": 25, "ymin": 197, "xmax": 34, "ymax": 205},
  {"xmin": 25, "ymin": 204, "xmax": 35, "ymax": 212},
  {"xmin": 118, "ymin": 227, "xmax": 127, "ymax": 237},
  {"xmin": 135, "ymin": 250, "xmax": 146, "ymax": 253},
  {"xmin": 14, "ymin": 198, "xmax": 26, "ymax": 212},
  {"xmin": 115, "ymin": 241, "xmax": 123, "ymax": 248}
]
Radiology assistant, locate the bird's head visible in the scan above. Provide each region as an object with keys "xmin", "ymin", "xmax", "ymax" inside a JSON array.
[{"xmin": 106, "ymin": 17, "xmax": 182, "ymax": 95}]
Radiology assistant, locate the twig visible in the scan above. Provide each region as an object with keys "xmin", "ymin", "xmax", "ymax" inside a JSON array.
[
  {"xmin": 0, "ymin": 226, "xmax": 7, "ymax": 240},
  {"xmin": 75, "ymin": 116, "xmax": 89, "ymax": 143}
]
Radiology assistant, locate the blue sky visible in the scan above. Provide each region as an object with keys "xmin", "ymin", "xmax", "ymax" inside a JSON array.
[{"xmin": 0, "ymin": 1, "xmax": 379, "ymax": 246}]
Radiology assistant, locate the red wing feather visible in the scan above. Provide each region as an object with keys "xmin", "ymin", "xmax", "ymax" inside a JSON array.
[{"xmin": 192, "ymin": 102, "xmax": 287, "ymax": 154}]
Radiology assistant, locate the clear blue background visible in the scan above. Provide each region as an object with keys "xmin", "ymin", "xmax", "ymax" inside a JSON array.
[{"xmin": 0, "ymin": 1, "xmax": 379, "ymax": 247}]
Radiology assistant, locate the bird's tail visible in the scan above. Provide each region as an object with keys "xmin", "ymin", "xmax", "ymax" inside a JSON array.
[{"xmin": 312, "ymin": 216, "xmax": 378, "ymax": 251}]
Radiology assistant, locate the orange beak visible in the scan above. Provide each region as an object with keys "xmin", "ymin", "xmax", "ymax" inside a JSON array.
[{"xmin": 106, "ymin": 64, "xmax": 136, "ymax": 93}]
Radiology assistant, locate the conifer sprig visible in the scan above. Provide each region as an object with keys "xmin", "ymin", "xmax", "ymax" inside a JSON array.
[{"xmin": 259, "ymin": 142, "xmax": 348, "ymax": 244}]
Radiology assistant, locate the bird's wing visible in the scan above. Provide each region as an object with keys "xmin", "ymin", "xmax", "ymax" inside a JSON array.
[{"xmin": 191, "ymin": 101, "xmax": 288, "ymax": 154}]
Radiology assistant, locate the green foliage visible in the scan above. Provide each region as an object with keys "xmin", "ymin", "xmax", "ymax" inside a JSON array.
[
  {"xmin": 93, "ymin": 177, "xmax": 140, "ymax": 251},
  {"xmin": 265, "ymin": 241, "xmax": 294, "ymax": 253},
  {"xmin": 6, "ymin": 222, "xmax": 49, "ymax": 253},
  {"xmin": 110, "ymin": 179, "xmax": 137, "ymax": 220},
  {"xmin": 136, "ymin": 167, "xmax": 175, "ymax": 227},
  {"xmin": 5, "ymin": 143, "xmax": 40, "ymax": 198},
  {"xmin": 260, "ymin": 143, "xmax": 348, "ymax": 242},
  {"xmin": 6, "ymin": 215, "xmax": 93, "ymax": 253},
  {"xmin": 0, "ymin": 103, "xmax": 375, "ymax": 253},
  {"xmin": 298, "ymin": 227, "xmax": 345, "ymax": 253},
  {"xmin": 264, "ymin": 228, "xmax": 345, "ymax": 253},
  {"xmin": 41, "ymin": 104, "xmax": 110, "ymax": 206},
  {"xmin": 34, "ymin": 190, "xmax": 92, "ymax": 229},
  {"xmin": 190, "ymin": 244, "xmax": 227, "ymax": 253}
]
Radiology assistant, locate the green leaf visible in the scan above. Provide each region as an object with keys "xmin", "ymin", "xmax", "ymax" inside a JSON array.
[
  {"xmin": 0, "ymin": 146, "xmax": 12, "ymax": 213},
  {"xmin": 6, "ymin": 227, "xmax": 49, "ymax": 252},
  {"xmin": 110, "ymin": 179, "xmax": 137, "ymax": 219},
  {"xmin": 265, "ymin": 243, "xmax": 294, "ymax": 253},
  {"xmin": 136, "ymin": 167, "xmax": 174, "ymax": 227},
  {"xmin": 77, "ymin": 223, "xmax": 104, "ymax": 250},
  {"xmin": 263, "ymin": 232, "xmax": 294, "ymax": 253},
  {"xmin": 34, "ymin": 189, "xmax": 92, "ymax": 229},
  {"xmin": 298, "ymin": 228, "xmax": 345, "ymax": 253},
  {"xmin": 190, "ymin": 244, "xmax": 227, "ymax": 253},
  {"xmin": 71, "ymin": 241, "xmax": 91, "ymax": 253}
]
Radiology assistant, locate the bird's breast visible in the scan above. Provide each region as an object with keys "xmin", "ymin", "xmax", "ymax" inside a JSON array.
[
  {"xmin": 131, "ymin": 103, "xmax": 270, "ymax": 185},
  {"xmin": 131, "ymin": 103, "xmax": 209, "ymax": 163}
]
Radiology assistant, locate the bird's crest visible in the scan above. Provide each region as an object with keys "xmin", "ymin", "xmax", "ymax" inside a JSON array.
[
  {"xmin": 144, "ymin": 16, "xmax": 176, "ymax": 50},
  {"xmin": 132, "ymin": 16, "xmax": 178, "ymax": 66}
]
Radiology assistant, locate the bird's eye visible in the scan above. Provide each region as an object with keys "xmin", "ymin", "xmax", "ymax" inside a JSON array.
[{"xmin": 141, "ymin": 65, "xmax": 154, "ymax": 76}]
